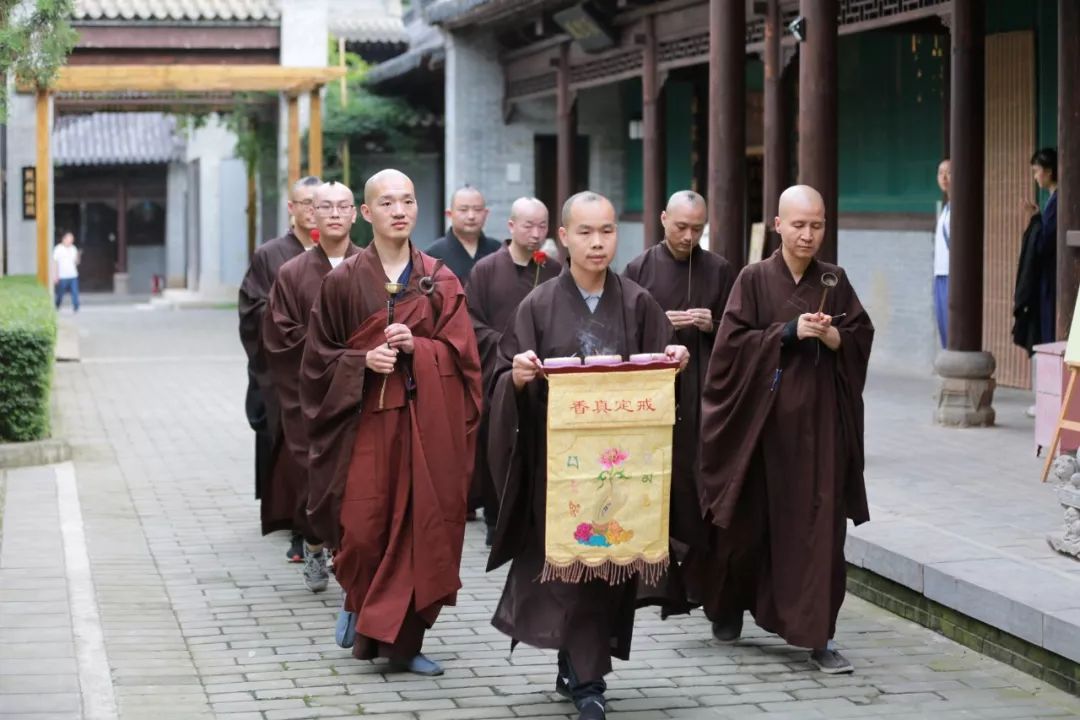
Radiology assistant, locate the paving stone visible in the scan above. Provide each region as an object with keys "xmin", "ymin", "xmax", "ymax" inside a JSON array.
[{"xmin": 4, "ymin": 307, "xmax": 1077, "ymax": 720}]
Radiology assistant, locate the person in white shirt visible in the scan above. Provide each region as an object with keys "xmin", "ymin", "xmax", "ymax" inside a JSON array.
[
  {"xmin": 53, "ymin": 232, "xmax": 81, "ymax": 312},
  {"xmin": 933, "ymin": 159, "xmax": 951, "ymax": 348}
]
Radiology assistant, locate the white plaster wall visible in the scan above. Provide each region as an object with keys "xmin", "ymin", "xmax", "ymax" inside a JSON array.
[
  {"xmin": 277, "ymin": 0, "xmax": 329, "ymax": 232},
  {"xmin": 127, "ymin": 245, "xmax": 166, "ymax": 294},
  {"xmin": 838, "ymin": 228, "xmax": 938, "ymax": 374},
  {"xmin": 184, "ymin": 116, "xmax": 238, "ymax": 296},
  {"xmin": 165, "ymin": 161, "xmax": 187, "ymax": 288},
  {"xmin": 4, "ymin": 91, "xmax": 51, "ymax": 278}
]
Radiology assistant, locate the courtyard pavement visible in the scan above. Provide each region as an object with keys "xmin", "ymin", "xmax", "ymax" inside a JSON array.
[{"xmin": 1, "ymin": 304, "xmax": 1079, "ymax": 719}]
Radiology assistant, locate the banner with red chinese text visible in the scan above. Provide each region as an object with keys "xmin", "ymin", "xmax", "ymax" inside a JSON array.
[{"xmin": 543, "ymin": 365, "xmax": 677, "ymax": 585}]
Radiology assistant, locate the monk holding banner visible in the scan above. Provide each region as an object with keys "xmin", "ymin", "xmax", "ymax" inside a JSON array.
[
  {"xmin": 300, "ymin": 169, "xmax": 482, "ymax": 675},
  {"xmin": 239, "ymin": 176, "xmax": 320, "ymax": 560},
  {"xmin": 465, "ymin": 197, "xmax": 560, "ymax": 544},
  {"xmin": 487, "ymin": 191, "xmax": 689, "ymax": 720},
  {"xmin": 263, "ymin": 181, "xmax": 360, "ymax": 593},
  {"xmin": 698, "ymin": 185, "xmax": 874, "ymax": 674}
]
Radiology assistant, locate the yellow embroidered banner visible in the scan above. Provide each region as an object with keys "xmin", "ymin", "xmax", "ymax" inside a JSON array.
[{"xmin": 544, "ymin": 366, "xmax": 677, "ymax": 584}]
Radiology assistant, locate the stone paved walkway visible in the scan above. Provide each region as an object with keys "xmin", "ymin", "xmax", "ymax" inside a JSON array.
[{"xmin": 2, "ymin": 305, "xmax": 1079, "ymax": 720}]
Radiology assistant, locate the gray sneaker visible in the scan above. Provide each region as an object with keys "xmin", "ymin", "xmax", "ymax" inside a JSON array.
[
  {"xmin": 809, "ymin": 648, "xmax": 854, "ymax": 674},
  {"xmin": 303, "ymin": 547, "xmax": 329, "ymax": 593}
]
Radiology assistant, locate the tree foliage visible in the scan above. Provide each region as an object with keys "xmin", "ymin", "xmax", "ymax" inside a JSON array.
[
  {"xmin": 319, "ymin": 41, "xmax": 437, "ymax": 181},
  {"xmin": 0, "ymin": 0, "xmax": 79, "ymax": 121}
]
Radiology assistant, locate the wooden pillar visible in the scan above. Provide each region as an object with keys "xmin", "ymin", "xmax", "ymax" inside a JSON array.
[
  {"xmin": 246, "ymin": 169, "xmax": 257, "ymax": 260},
  {"xmin": 556, "ymin": 42, "xmax": 574, "ymax": 213},
  {"xmin": 797, "ymin": 0, "xmax": 838, "ymax": 263},
  {"xmin": 947, "ymin": 0, "xmax": 985, "ymax": 352},
  {"xmin": 1058, "ymin": 0, "xmax": 1080, "ymax": 338},
  {"xmin": 116, "ymin": 174, "xmax": 128, "ymax": 274},
  {"xmin": 709, "ymin": 0, "xmax": 746, "ymax": 267},
  {"xmin": 35, "ymin": 89, "xmax": 49, "ymax": 286},
  {"xmin": 763, "ymin": 0, "xmax": 788, "ymax": 244},
  {"xmin": 642, "ymin": 14, "xmax": 663, "ymax": 246},
  {"xmin": 287, "ymin": 94, "xmax": 300, "ymax": 186},
  {"xmin": 308, "ymin": 87, "xmax": 323, "ymax": 179}
]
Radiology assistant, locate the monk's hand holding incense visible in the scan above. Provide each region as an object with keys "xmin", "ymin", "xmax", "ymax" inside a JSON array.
[
  {"xmin": 664, "ymin": 344, "xmax": 691, "ymax": 371},
  {"xmin": 385, "ymin": 323, "xmax": 414, "ymax": 353},
  {"xmin": 367, "ymin": 344, "xmax": 399, "ymax": 374},
  {"xmin": 687, "ymin": 308, "xmax": 713, "ymax": 332},
  {"xmin": 511, "ymin": 350, "xmax": 544, "ymax": 390},
  {"xmin": 665, "ymin": 310, "xmax": 696, "ymax": 329},
  {"xmin": 797, "ymin": 313, "xmax": 841, "ymax": 351}
]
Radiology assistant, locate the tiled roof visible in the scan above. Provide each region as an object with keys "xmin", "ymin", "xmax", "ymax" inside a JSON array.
[
  {"xmin": 53, "ymin": 112, "xmax": 185, "ymax": 167},
  {"xmin": 331, "ymin": 16, "xmax": 407, "ymax": 44},
  {"xmin": 73, "ymin": 0, "xmax": 280, "ymax": 22}
]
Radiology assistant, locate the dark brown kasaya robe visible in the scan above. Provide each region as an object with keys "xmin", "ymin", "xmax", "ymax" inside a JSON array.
[
  {"xmin": 623, "ymin": 242, "xmax": 735, "ymax": 552},
  {"xmin": 239, "ymin": 229, "xmax": 309, "ymax": 535},
  {"xmin": 486, "ymin": 268, "xmax": 673, "ymax": 682},
  {"xmin": 300, "ymin": 242, "xmax": 482, "ymax": 662},
  {"xmin": 697, "ymin": 249, "xmax": 873, "ymax": 650},
  {"xmin": 262, "ymin": 243, "xmax": 359, "ymax": 541},
  {"xmin": 464, "ymin": 245, "xmax": 561, "ymax": 523}
]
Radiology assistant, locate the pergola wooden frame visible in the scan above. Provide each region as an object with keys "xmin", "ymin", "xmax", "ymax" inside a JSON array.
[{"xmin": 28, "ymin": 64, "xmax": 345, "ymax": 285}]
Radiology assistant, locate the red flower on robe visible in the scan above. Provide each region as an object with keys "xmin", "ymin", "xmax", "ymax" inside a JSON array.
[
  {"xmin": 532, "ymin": 250, "xmax": 548, "ymax": 286},
  {"xmin": 310, "ymin": 228, "xmax": 321, "ymax": 244}
]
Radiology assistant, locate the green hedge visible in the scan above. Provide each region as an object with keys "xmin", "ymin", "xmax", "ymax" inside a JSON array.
[{"xmin": 0, "ymin": 276, "xmax": 56, "ymax": 442}]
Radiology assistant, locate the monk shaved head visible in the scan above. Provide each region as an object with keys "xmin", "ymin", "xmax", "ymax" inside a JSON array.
[
  {"xmin": 508, "ymin": 197, "xmax": 549, "ymax": 255},
  {"xmin": 559, "ymin": 191, "xmax": 617, "ymax": 274},
  {"xmin": 446, "ymin": 185, "xmax": 489, "ymax": 242},
  {"xmin": 666, "ymin": 190, "xmax": 706, "ymax": 214},
  {"xmin": 360, "ymin": 169, "xmax": 418, "ymax": 244},
  {"xmin": 313, "ymin": 181, "xmax": 358, "ymax": 244},
  {"xmin": 288, "ymin": 175, "xmax": 322, "ymax": 234},
  {"xmin": 364, "ymin": 169, "xmax": 412, "ymax": 206},
  {"xmin": 561, "ymin": 191, "xmax": 613, "ymax": 228},
  {"xmin": 661, "ymin": 190, "xmax": 708, "ymax": 260},
  {"xmin": 775, "ymin": 185, "xmax": 826, "ymax": 265}
]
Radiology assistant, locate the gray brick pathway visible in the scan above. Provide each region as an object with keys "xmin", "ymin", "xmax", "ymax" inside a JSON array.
[{"xmin": 1, "ymin": 305, "xmax": 1078, "ymax": 719}]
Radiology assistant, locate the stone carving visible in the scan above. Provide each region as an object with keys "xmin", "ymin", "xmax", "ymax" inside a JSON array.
[
  {"xmin": 1048, "ymin": 456, "xmax": 1080, "ymax": 559},
  {"xmin": 1049, "ymin": 455, "xmax": 1079, "ymax": 487}
]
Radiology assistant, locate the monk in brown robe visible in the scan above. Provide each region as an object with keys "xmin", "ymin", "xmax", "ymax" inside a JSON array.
[
  {"xmin": 698, "ymin": 185, "xmax": 874, "ymax": 674},
  {"xmin": 300, "ymin": 169, "xmax": 482, "ymax": 675},
  {"xmin": 487, "ymin": 191, "xmax": 689, "ymax": 720},
  {"xmin": 465, "ymin": 197, "xmax": 560, "ymax": 544},
  {"xmin": 239, "ymin": 175, "xmax": 320, "ymax": 560},
  {"xmin": 263, "ymin": 181, "xmax": 360, "ymax": 593},
  {"xmin": 623, "ymin": 190, "xmax": 736, "ymax": 582}
]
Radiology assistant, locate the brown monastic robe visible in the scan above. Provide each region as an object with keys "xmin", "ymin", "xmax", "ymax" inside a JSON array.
[
  {"xmin": 300, "ymin": 243, "xmax": 482, "ymax": 661},
  {"xmin": 238, "ymin": 229, "xmax": 309, "ymax": 535},
  {"xmin": 486, "ymin": 268, "xmax": 674, "ymax": 682},
  {"xmin": 698, "ymin": 249, "xmax": 873, "ymax": 650},
  {"xmin": 465, "ymin": 245, "xmax": 561, "ymax": 523},
  {"xmin": 262, "ymin": 243, "xmax": 360, "ymax": 539},
  {"xmin": 623, "ymin": 242, "xmax": 735, "ymax": 551}
]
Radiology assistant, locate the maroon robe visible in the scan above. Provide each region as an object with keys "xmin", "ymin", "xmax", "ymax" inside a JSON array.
[
  {"xmin": 623, "ymin": 242, "xmax": 735, "ymax": 551},
  {"xmin": 697, "ymin": 249, "xmax": 873, "ymax": 649},
  {"xmin": 486, "ymin": 269, "xmax": 674, "ymax": 682},
  {"xmin": 238, "ymin": 229, "xmax": 308, "ymax": 535},
  {"xmin": 300, "ymin": 243, "xmax": 482, "ymax": 661},
  {"xmin": 464, "ymin": 245, "xmax": 561, "ymax": 521},
  {"xmin": 262, "ymin": 243, "xmax": 360, "ymax": 540}
]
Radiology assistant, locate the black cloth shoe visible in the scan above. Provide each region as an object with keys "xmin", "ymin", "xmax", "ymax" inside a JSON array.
[
  {"xmin": 711, "ymin": 612, "xmax": 743, "ymax": 643},
  {"xmin": 286, "ymin": 533, "xmax": 303, "ymax": 563},
  {"xmin": 809, "ymin": 647, "xmax": 854, "ymax": 674},
  {"xmin": 576, "ymin": 696, "xmax": 606, "ymax": 720}
]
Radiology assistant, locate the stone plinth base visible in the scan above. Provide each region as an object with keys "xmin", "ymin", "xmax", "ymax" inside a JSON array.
[
  {"xmin": 934, "ymin": 350, "xmax": 996, "ymax": 427},
  {"xmin": 113, "ymin": 272, "xmax": 130, "ymax": 295}
]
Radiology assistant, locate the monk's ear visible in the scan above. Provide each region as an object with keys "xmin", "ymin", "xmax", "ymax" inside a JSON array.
[
  {"xmin": 360, "ymin": 204, "xmax": 373, "ymax": 223},
  {"xmin": 445, "ymin": 208, "xmax": 453, "ymax": 219},
  {"xmin": 773, "ymin": 216, "xmax": 782, "ymax": 234},
  {"xmin": 558, "ymin": 225, "xmax": 568, "ymax": 248}
]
